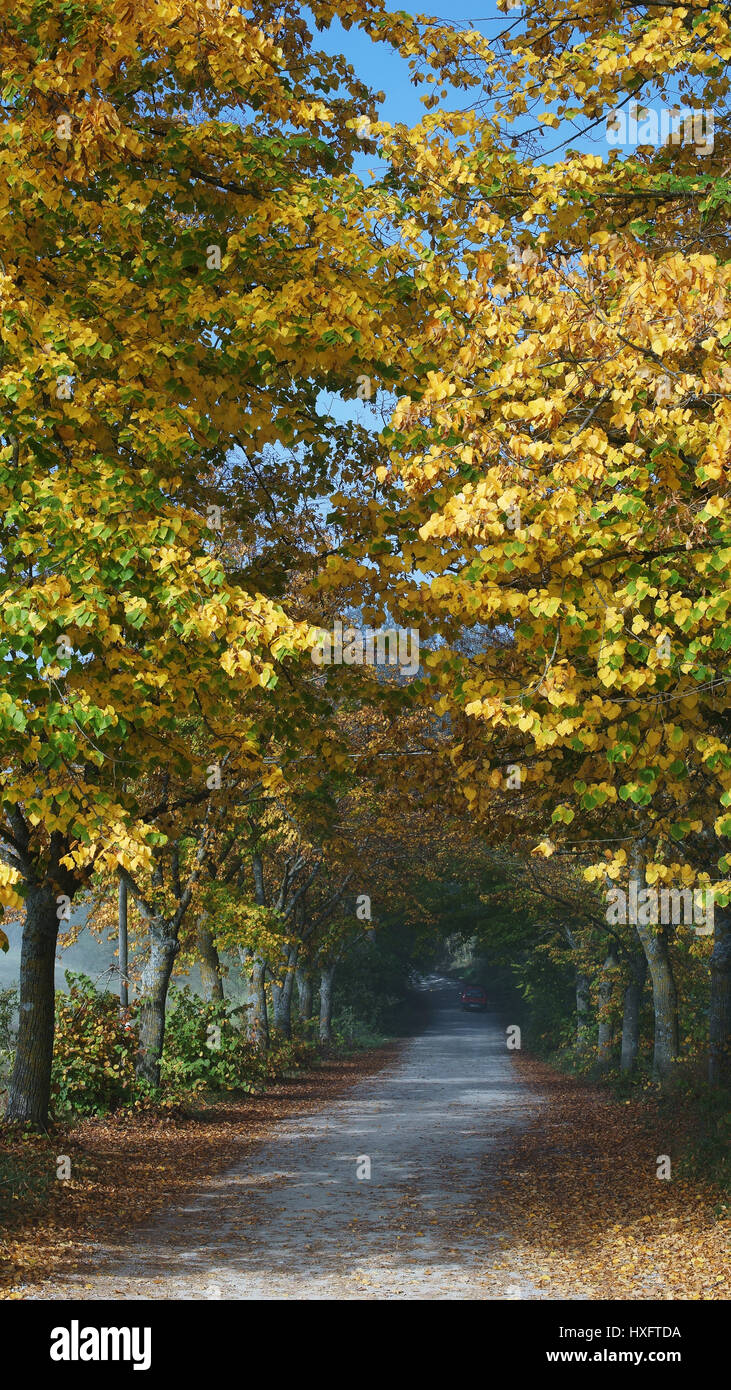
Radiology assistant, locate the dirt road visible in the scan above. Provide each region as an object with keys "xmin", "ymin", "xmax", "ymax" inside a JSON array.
[{"xmin": 33, "ymin": 979, "xmax": 547, "ymax": 1300}]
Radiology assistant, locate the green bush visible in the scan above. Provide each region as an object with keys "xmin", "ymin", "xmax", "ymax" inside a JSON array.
[
  {"xmin": 332, "ymin": 1005, "xmax": 387, "ymax": 1050},
  {"xmin": 161, "ymin": 987, "xmax": 267, "ymax": 1095},
  {"xmin": 51, "ymin": 972, "xmax": 136, "ymax": 1116},
  {"xmin": 162, "ymin": 990, "xmax": 320, "ymax": 1096},
  {"xmin": 39, "ymin": 973, "xmax": 336, "ymax": 1118},
  {"xmin": 265, "ymin": 1030, "xmax": 319, "ymax": 1079},
  {"xmin": 0, "ymin": 985, "xmax": 17, "ymax": 1087}
]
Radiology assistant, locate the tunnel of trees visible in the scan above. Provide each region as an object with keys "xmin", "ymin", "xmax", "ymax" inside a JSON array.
[{"xmin": 0, "ymin": 0, "xmax": 729, "ymax": 1143}]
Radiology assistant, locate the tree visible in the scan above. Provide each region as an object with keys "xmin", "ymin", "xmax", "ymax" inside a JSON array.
[
  {"xmin": 329, "ymin": 13, "xmax": 731, "ymax": 1083},
  {"xmin": 0, "ymin": 0, "xmax": 492, "ymax": 1124}
]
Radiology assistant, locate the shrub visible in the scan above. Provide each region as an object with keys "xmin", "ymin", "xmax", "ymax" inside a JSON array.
[
  {"xmin": 45, "ymin": 978, "xmax": 329, "ymax": 1118},
  {"xmin": 0, "ymin": 985, "xmax": 17, "ymax": 1093},
  {"xmin": 51, "ymin": 972, "xmax": 136, "ymax": 1116},
  {"xmin": 265, "ymin": 1031, "xmax": 318, "ymax": 1080},
  {"xmin": 161, "ymin": 987, "xmax": 266, "ymax": 1096},
  {"xmin": 332, "ymin": 1005, "xmax": 387, "ymax": 1050}
]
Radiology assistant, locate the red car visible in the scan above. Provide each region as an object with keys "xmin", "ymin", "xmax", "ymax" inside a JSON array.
[{"xmin": 459, "ymin": 985, "xmax": 487, "ymax": 1012}]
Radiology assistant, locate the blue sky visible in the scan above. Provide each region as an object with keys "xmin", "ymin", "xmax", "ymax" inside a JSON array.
[
  {"xmin": 312, "ymin": 3, "xmax": 705, "ymax": 166},
  {"xmin": 315, "ymin": 3, "xmax": 510, "ymax": 128}
]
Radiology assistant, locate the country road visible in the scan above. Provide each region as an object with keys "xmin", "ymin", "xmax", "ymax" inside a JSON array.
[{"xmin": 33, "ymin": 979, "xmax": 548, "ymax": 1300}]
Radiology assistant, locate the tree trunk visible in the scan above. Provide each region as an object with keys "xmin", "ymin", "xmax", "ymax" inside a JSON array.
[
  {"xmin": 136, "ymin": 924, "xmax": 178, "ymax": 1087},
  {"xmin": 196, "ymin": 915, "xmax": 223, "ymax": 1002},
  {"xmin": 296, "ymin": 966, "xmax": 313, "ymax": 1022},
  {"xmin": 709, "ymin": 905, "xmax": 731, "ymax": 1087},
  {"xmin": 640, "ymin": 923, "xmax": 679, "ymax": 1080},
  {"xmin": 249, "ymin": 953, "xmax": 269, "ymax": 1053},
  {"xmin": 630, "ymin": 854, "xmax": 679, "ymax": 1081},
  {"xmin": 575, "ymin": 970, "xmax": 592, "ymax": 1056},
  {"xmin": 252, "ymin": 852, "xmax": 266, "ymax": 906},
  {"xmin": 238, "ymin": 946, "xmax": 251, "ymax": 1018},
  {"xmin": 5, "ymin": 882, "xmax": 61, "ymax": 1128},
  {"xmin": 597, "ymin": 944, "xmax": 619, "ymax": 1072},
  {"xmin": 282, "ymin": 959, "xmax": 297, "ymax": 1031},
  {"xmin": 272, "ymin": 948, "xmax": 297, "ymax": 1038},
  {"xmin": 118, "ymin": 872, "xmax": 129, "ymax": 1013},
  {"xmin": 620, "ymin": 942, "xmax": 646, "ymax": 1073},
  {"xmin": 319, "ymin": 964, "xmax": 335, "ymax": 1044},
  {"xmin": 248, "ymin": 851, "xmax": 270, "ymax": 1052},
  {"xmin": 271, "ymin": 973, "xmax": 284, "ymax": 1034}
]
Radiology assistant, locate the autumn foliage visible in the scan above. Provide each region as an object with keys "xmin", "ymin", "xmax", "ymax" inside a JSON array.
[{"xmin": 0, "ymin": 0, "xmax": 728, "ymax": 1309}]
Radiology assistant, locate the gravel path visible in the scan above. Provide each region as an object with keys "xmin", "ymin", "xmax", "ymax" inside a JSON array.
[{"xmin": 34, "ymin": 979, "xmax": 547, "ymax": 1300}]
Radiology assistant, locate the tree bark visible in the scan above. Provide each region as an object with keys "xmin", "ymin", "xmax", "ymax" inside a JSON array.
[
  {"xmin": 5, "ymin": 881, "xmax": 61, "ymax": 1128},
  {"xmin": 118, "ymin": 872, "xmax": 129, "ymax": 1013},
  {"xmin": 196, "ymin": 915, "xmax": 223, "ymax": 1002},
  {"xmin": 709, "ymin": 905, "xmax": 731, "ymax": 1087},
  {"xmin": 252, "ymin": 852, "xmax": 266, "ymax": 907},
  {"xmin": 597, "ymin": 943, "xmax": 619, "ymax": 1072},
  {"xmin": 620, "ymin": 941, "xmax": 646, "ymax": 1073},
  {"xmin": 642, "ymin": 926, "xmax": 679, "ymax": 1080},
  {"xmin": 249, "ymin": 953, "xmax": 269, "ymax": 1052},
  {"xmin": 319, "ymin": 964, "xmax": 335, "ymax": 1044},
  {"xmin": 575, "ymin": 970, "xmax": 592, "ymax": 1056},
  {"xmin": 296, "ymin": 966, "xmax": 314, "ymax": 1022},
  {"xmin": 631, "ymin": 851, "xmax": 679, "ymax": 1081},
  {"xmin": 271, "ymin": 947, "xmax": 297, "ymax": 1038},
  {"xmin": 136, "ymin": 924, "xmax": 178, "ymax": 1086},
  {"xmin": 248, "ymin": 851, "xmax": 270, "ymax": 1052}
]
